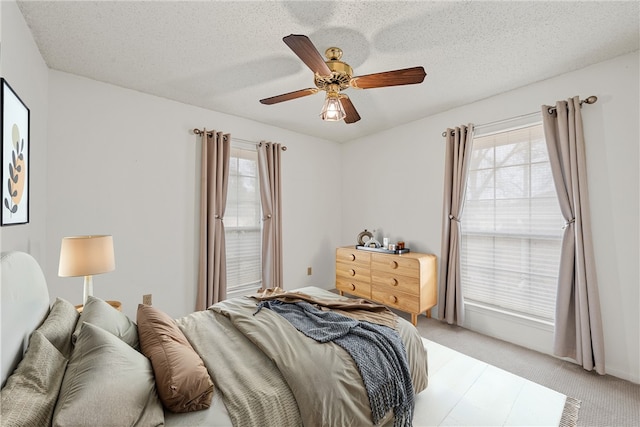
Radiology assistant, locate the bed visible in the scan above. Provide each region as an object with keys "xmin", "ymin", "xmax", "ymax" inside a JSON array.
[{"xmin": 0, "ymin": 251, "xmax": 429, "ymax": 426}]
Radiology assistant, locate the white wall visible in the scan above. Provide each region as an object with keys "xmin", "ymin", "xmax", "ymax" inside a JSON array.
[
  {"xmin": 341, "ymin": 51, "xmax": 640, "ymax": 383},
  {"xmin": 45, "ymin": 71, "xmax": 342, "ymax": 320},
  {"xmin": 0, "ymin": 1, "xmax": 49, "ymax": 265}
]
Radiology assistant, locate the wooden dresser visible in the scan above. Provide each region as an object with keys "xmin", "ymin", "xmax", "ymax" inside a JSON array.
[{"xmin": 336, "ymin": 246, "xmax": 437, "ymax": 326}]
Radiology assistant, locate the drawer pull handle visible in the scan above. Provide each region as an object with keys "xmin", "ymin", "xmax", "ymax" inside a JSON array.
[
  {"xmin": 350, "ymin": 283, "xmax": 356, "ymax": 291},
  {"xmin": 390, "ymin": 295, "xmax": 398, "ymax": 304},
  {"xmin": 390, "ymin": 278, "xmax": 398, "ymax": 286},
  {"xmin": 390, "ymin": 260, "xmax": 398, "ymax": 269},
  {"xmin": 349, "ymin": 269, "xmax": 356, "ymax": 276},
  {"xmin": 349, "ymin": 253, "xmax": 356, "ymax": 261}
]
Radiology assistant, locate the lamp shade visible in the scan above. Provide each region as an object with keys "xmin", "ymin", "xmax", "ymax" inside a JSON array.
[{"xmin": 58, "ymin": 235, "xmax": 115, "ymax": 277}]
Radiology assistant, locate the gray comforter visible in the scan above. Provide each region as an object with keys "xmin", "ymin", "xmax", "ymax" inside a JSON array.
[{"xmin": 170, "ymin": 287, "xmax": 428, "ymax": 427}]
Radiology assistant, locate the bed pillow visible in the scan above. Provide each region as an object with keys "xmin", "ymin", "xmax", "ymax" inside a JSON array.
[
  {"xmin": 0, "ymin": 331, "xmax": 68, "ymax": 427},
  {"xmin": 72, "ymin": 295, "xmax": 139, "ymax": 349},
  {"xmin": 36, "ymin": 297, "xmax": 79, "ymax": 358},
  {"xmin": 137, "ymin": 303, "xmax": 214, "ymax": 413},
  {"xmin": 52, "ymin": 322, "xmax": 164, "ymax": 427}
]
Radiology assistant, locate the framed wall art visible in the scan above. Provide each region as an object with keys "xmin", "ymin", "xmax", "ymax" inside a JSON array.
[{"xmin": 1, "ymin": 78, "xmax": 30, "ymax": 226}]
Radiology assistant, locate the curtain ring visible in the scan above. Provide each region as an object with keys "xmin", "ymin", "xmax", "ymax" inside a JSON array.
[{"xmin": 562, "ymin": 218, "xmax": 575, "ymax": 229}]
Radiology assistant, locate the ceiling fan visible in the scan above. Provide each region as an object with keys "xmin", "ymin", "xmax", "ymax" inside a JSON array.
[{"xmin": 259, "ymin": 34, "xmax": 427, "ymax": 124}]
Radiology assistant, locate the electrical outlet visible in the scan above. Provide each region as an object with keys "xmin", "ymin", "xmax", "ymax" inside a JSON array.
[
  {"xmin": 307, "ymin": 267, "xmax": 312, "ymax": 276},
  {"xmin": 143, "ymin": 294, "xmax": 152, "ymax": 305}
]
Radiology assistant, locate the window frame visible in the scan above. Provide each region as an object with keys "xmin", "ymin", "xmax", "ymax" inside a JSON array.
[
  {"xmin": 460, "ymin": 117, "xmax": 564, "ymax": 324},
  {"xmin": 224, "ymin": 140, "xmax": 262, "ymax": 298}
]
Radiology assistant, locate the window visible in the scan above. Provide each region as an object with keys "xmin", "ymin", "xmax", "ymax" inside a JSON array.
[
  {"xmin": 461, "ymin": 122, "xmax": 563, "ymax": 322},
  {"xmin": 225, "ymin": 144, "xmax": 262, "ymax": 297}
]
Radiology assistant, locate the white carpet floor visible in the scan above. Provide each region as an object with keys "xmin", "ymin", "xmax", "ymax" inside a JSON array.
[{"xmin": 415, "ymin": 338, "xmax": 568, "ymax": 426}]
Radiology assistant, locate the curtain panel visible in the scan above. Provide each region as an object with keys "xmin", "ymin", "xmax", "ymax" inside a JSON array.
[
  {"xmin": 257, "ymin": 141, "xmax": 283, "ymax": 289},
  {"xmin": 541, "ymin": 97, "xmax": 605, "ymax": 374},
  {"xmin": 196, "ymin": 130, "xmax": 231, "ymax": 311},
  {"xmin": 438, "ymin": 124, "xmax": 474, "ymax": 326}
]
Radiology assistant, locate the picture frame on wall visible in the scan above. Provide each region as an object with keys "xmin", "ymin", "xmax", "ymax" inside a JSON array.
[{"xmin": 1, "ymin": 78, "xmax": 30, "ymax": 226}]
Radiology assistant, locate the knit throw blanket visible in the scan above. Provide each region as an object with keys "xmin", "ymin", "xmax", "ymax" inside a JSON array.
[{"xmin": 256, "ymin": 300, "xmax": 414, "ymax": 427}]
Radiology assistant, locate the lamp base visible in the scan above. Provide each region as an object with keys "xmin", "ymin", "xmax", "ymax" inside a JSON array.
[{"xmin": 83, "ymin": 275, "xmax": 93, "ymax": 305}]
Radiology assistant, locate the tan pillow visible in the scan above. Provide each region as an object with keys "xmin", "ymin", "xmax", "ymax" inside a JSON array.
[
  {"xmin": 53, "ymin": 322, "xmax": 164, "ymax": 427},
  {"xmin": 0, "ymin": 331, "xmax": 68, "ymax": 427},
  {"xmin": 36, "ymin": 297, "xmax": 79, "ymax": 358},
  {"xmin": 137, "ymin": 304, "xmax": 214, "ymax": 413},
  {"xmin": 72, "ymin": 295, "xmax": 139, "ymax": 349}
]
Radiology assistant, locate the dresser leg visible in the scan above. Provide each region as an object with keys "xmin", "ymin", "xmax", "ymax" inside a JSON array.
[
  {"xmin": 338, "ymin": 290, "xmax": 344, "ymax": 296},
  {"xmin": 411, "ymin": 314, "xmax": 417, "ymax": 326},
  {"xmin": 425, "ymin": 309, "xmax": 432, "ymax": 318}
]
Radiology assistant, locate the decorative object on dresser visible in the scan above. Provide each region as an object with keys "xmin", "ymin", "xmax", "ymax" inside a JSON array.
[
  {"xmin": 336, "ymin": 246, "xmax": 437, "ymax": 326},
  {"xmin": 58, "ymin": 235, "xmax": 116, "ymax": 305},
  {"xmin": 356, "ymin": 229, "xmax": 373, "ymax": 246}
]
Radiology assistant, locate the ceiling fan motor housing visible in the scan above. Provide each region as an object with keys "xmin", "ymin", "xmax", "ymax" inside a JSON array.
[{"xmin": 314, "ymin": 47, "xmax": 353, "ymax": 92}]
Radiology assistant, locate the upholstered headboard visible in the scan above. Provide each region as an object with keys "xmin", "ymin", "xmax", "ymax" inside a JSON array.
[{"xmin": 1, "ymin": 251, "xmax": 50, "ymax": 386}]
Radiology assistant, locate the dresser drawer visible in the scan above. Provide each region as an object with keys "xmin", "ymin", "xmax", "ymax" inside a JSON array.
[
  {"xmin": 336, "ymin": 278, "xmax": 371, "ymax": 299},
  {"xmin": 370, "ymin": 271, "xmax": 420, "ymax": 296},
  {"xmin": 371, "ymin": 254, "xmax": 420, "ymax": 277},
  {"xmin": 336, "ymin": 261, "xmax": 370, "ymax": 283},
  {"xmin": 371, "ymin": 285, "xmax": 419, "ymax": 313},
  {"xmin": 336, "ymin": 247, "xmax": 370, "ymax": 266}
]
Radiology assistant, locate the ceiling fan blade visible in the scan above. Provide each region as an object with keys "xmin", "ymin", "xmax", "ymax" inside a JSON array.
[
  {"xmin": 350, "ymin": 66, "xmax": 426, "ymax": 89},
  {"xmin": 283, "ymin": 34, "xmax": 332, "ymax": 76},
  {"xmin": 260, "ymin": 88, "xmax": 318, "ymax": 105},
  {"xmin": 340, "ymin": 96, "xmax": 361, "ymax": 124}
]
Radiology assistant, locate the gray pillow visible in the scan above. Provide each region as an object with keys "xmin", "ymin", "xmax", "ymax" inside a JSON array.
[
  {"xmin": 0, "ymin": 331, "xmax": 68, "ymax": 427},
  {"xmin": 72, "ymin": 295, "xmax": 139, "ymax": 349},
  {"xmin": 53, "ymin": 322, "xmax": 164, "ymax": 427},
  {"xmin": 36, "ymin": 297, "xmax": 79, "ymax": 358}
]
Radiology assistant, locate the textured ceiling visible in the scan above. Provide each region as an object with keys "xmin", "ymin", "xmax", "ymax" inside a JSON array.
[{"xmin": 17, "ymin": 1, "xmax": 640, "ymax": 143}]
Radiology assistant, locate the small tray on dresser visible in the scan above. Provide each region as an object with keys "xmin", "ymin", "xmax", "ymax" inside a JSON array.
[{"xmin": 356, "ymin": 245, "xmax": 410, "ymax": 254}]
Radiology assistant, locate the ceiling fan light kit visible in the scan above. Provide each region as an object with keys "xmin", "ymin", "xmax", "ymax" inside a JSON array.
[
  {"xmin": 260, "ymin": 34, "xmax": 427, "ymax": 124},
  {"xmin": 320, "ymin": 84, "xmax": 346, "ymax": 121},
  {"xmin": 320, "ymin": 93, "xmax": 346, "ymax": 121}
]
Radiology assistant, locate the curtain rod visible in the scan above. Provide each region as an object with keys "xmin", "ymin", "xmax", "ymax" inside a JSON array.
[
  {"xmin": 192, "ymin": 128, "xmax": 230, "ymax": 139},
  {"xmin": 441, "ymin": 95, "xmax": 598, "ymax": 137},
  {"xmin": 192, "ymin": 128, "xmax": 287, "ymax": 150},
  {"xmin": 257, "ymin": 141, "xmax": 287, "ymax": 151}
]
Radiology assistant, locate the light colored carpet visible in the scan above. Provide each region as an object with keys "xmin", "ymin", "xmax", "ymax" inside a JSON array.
[{"xmin": 413, "ymin": 316, "xmax": 640, "ymax": 427}]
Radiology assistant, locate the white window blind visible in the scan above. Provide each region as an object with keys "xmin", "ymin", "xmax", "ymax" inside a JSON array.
[
  {"xmin": 225, "ymin": 145, "xmax": 262, "ymax": 296},
  {"xmin": 461, "ymin": 123, "xmax": 564, "ymax": 322}
]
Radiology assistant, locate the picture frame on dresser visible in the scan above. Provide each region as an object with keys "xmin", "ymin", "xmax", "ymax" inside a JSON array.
[{"xmin": 1, "ymin": 78, "xmax": 30, "ymax": 226}]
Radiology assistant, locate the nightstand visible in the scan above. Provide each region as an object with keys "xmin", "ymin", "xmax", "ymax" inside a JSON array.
[{"xmin": 75, "ymin": 300, "xmax": 122, "ymax": 313}]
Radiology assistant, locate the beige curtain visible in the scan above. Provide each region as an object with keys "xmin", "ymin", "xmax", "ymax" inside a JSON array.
[
  {"xmin": 196, "ymin": 130, "xmax": 231, "ymax": 311},
  {"xmin": 438, "ymin": 125, "xmax": 474, "ymax": 326},
  {"xmin": 257, "ymin": 141, "xmax": 283, "ymax": 289},
  {"xmin": 542, "ymin": 97, "xmax": 605, "ymax": 374}
]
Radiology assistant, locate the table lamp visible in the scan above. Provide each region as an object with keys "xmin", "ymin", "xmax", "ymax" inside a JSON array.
[{"xmin": 58, "ymin": 235, "xmax": 115, "ymax": 305}]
